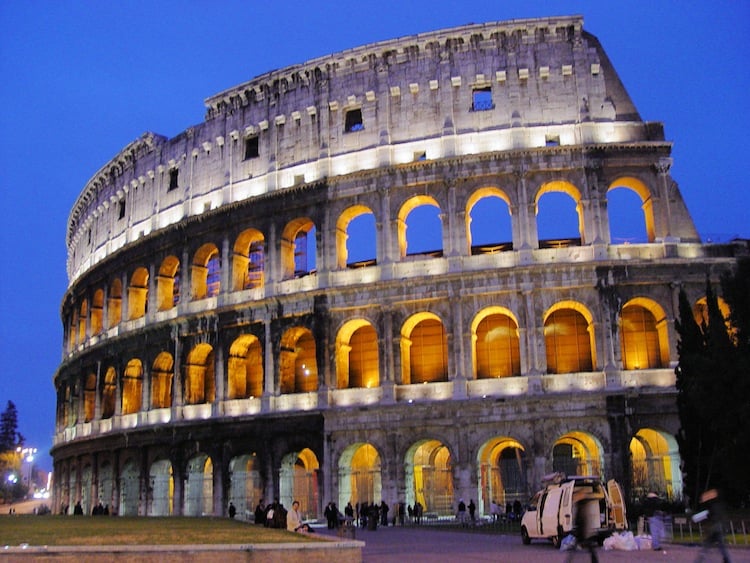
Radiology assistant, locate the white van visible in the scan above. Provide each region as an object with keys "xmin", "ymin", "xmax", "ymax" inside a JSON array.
[{"xmin": 520, "ymin": 473, "xmax": 627, "ymax": 547}]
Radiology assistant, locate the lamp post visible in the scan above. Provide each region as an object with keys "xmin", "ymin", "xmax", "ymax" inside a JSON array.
[{"xmin": 16, "ymin": 447, "xmax": 37, "ymax": 490}]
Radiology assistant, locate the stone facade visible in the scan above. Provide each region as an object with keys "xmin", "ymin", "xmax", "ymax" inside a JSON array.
[{"xmin": 53, "ymin": 16, "xmax": 744, "ymax": 520}]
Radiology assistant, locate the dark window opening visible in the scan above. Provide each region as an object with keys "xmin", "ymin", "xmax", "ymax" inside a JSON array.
[
  {"xmin": 168, "ymin": 168, "xmax": 179, "ymax": 191},
  {"xmin": 118, "ymin": 200, "xmax": 126, "ymax": 220},
  {"xmin": 472, "ymin": 87, "xmax": 494, "ymax": 111},
  {"xmin": 87, "ymin": 229, "xmax": 92, "ymax": 245},
  {"xmin": 244, "ymin": 136, "xmax": 259, "ymax": 159},
  {"xmin": 414, "ymin": 151, "xmax": 427, "ymax": 161},
  {"xmin": 545, "ymin": 135, "xmax": 560, "ymax": 147},
  {"xmin": 345, "ymin": 108, "xmax": 364, "ymax": 132}
]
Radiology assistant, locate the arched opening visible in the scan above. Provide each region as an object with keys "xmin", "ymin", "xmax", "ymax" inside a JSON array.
[
  {"xmin": 107, "ymin": 278, "xmax": 122, "ymax": 328},
  {"xmin": 157, "ymin": 255, "xmax": 180, "ymax": 310},
  {"xmin": 398, "ymin": 196, "xmax": 443, "ymax": 258},
  {"xmin": 337, "ymin": 205, "xmax": 377, "ymax": 268},
  {"xmin": 471, "ymin": 308, "xmax": 521, "ymax": 378},
  {"xmin": 607, "ymin": 177, "xmax": 655, "ymax": 243},
  {"xmin": 80, "ymin": 464, "xmax": 93, "ymax": 515},
  {"xmin": 279, "ymin": 327, "xmax": 318, "ymax": 394},
  {"xmin": 191, "ymin": 243, "xmax": 220, "ymax": 301},
  {"xmin": 83, "ymin": 372, "xmax": 96, "ymax": 423},
  {"xmin": 184, "ymin": 454, "xmax": 213, "ymax": 516},
  {"xmin": 544, "ymin": 303, "xmax": 596, "ymax": 374},
  {"xmin": 693, "ymin": 295, "xmax": 733, "ymax": 335},
  {"xmin": 151, "ymin": 352, "xmax": 174, "ymax": 409},
  {"xmin": 229, "ymin": 454, "xmax": 262, "ymax": 521},
  {"xmin": 466, "ymin": 188, "xmax": 513, "ymax": 254},
  {"xmin": 552, "ymin": 432, "xmax": 603, "ymax": 476},
  {"xmin": 148, "ymin": 459, "xmax": 174, "ymax": 516},
  {"xmin": 128, "ymin": 267, "xmax": 149, "ymax": 320},
  {"xmin": 280, "ymin": 448, "xmax": 320, "ymax": 519},
  {"xmin": 535, "ymin": 181, "xmax": 583, "ymax": 248},
  {"xmin": 233, "ymin": 229, "xmax": 265, "ymax": 291},
  {"xmin": 478, "ymin": 437, "xmax": 527, "ymax": 516},
  {"xmin": 119, "ymin": 458, "xmax": 140, "ymax": 516},
  {"xmin": 98, "ymin": 461, "xmax": 113, "ymax": 513},
  {"xmin": 405, "ymin": 439, "xmax": 453, "ymax": 516},
  {"xmin": 335, "ymin": 319, "xmax": 379, "ymax": 389},
  {"xmin": 338, "ymin": 443, "xmax": 382, "ymax": 508},
  {"xmin": 620, "ymin": 298, "xmax": 669, "ymax": 369},
  {"xmin": 227, "ymin": 334, "xmax": 263, "ymax": 399},
  {"xmin": 91, "ymin": 289, "xmax": 104, "ymax": 335},
  {"xmin": 281, "ymin": 218, "xmax": 316, "ymax": 279},
  {"xmin": 630, "ymin": 428, "xmax": 682, "ymax": 501},
  {"xmin": 77, "ymin": 300, "xmax": 88, "ymax": 344},
  {"xmin": 400, "ymin": 313, "xmax": 448, "ymax": 384},
  {"xmin": 121, "ymin": 358, "xmax": 143, "ymax": 415},
  {"xmin": 101, "ymin": 367, "xmax": 116, "ymax": 419},
  {"xmin": 184, "ymin": 343, "xmax": 215, "ymax": 405}
]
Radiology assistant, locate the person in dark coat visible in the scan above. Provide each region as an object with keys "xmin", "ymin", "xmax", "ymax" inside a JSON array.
[
  {"xmin": 695, "ymin": 488, "xmax": 732, "ymax": 563},
  {"xmin": 228, "ymin": 501, "xmax": 236, "ymax": 519}
]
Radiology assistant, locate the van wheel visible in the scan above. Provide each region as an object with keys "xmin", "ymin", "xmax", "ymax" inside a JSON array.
[{"xmin": 521, "ymin": 526, "xmax": 531, "ymax": 545}]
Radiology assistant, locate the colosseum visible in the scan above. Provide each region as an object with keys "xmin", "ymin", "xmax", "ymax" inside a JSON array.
[{"xmin": 53, "ymin": 15, "xmax": 744, "ymax": 520}]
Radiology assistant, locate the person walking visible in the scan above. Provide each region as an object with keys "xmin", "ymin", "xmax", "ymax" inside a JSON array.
[
  {"xmin": 643, "ymin": 492, "xmax": 665, "ymax": 550},
  {"xmin": 694, "ymin": 488, "xmax": 731, "ymax": 563}
]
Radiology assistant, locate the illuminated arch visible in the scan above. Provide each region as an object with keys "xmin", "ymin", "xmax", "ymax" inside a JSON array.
[
  {"xmin": 335, "ymin": 319, "xmax": 380, "ymax": 389},
  {"xmin": 128, "ymin": 267, "xmax": 149, "ymax": 320},
  {"xmin": 77, "ymin": 300, "xmax": 88, "ymax": 344},
  {"xmin": 101, "ymin": 366, "xmax": 117, "ymax": 419},
  {"xmin": 630, "ymin": 428, "xmax": 682, "ymax": 501},
  {"xmin": 229, "ymin": 454, "xmax": 262, "ymax": 520},
  {"xmin": 121, "ymin": 359, "xmax": 143, "ymax": 415},
  {"xmin": 607, "ymin": 177, "xmax": 656, "ymax": 243},
  {"xmin": 148, "ymin": 459, "xmax": 174, "ymax": 516},
  {"xmin": 466, "ymin": 187, "xmax": 513, "ymax": 254},
  {"xmin": 184, "ymin": 343, "xmax": 215, "ymax": 405},
  {"xmin": 471, "ymin": 307, "xmax": 521, "ymax": 378},
  {"xmin": 191, "ymin": 243, "xmax": 221, "ymax": 300},
  {"xmin": 552, "ymin": 431, "xmax": 603, "ymax": 476},
  {"xmin": 620, "ymin": 298, "xmax": 670, "ymax": 369},
  {"xmin": 279, "ymin": 327, "xmax": 318, "ymax": 394},
  {"xmin": 336, "ymin": 205, "xmax": 376, "ymax": 268},
  {"xmin": 184, "ymin": 453, "xmax": 213, "ymax": 516},
  {"xmin": 279, "ymin": 448, "xmax": 320, "ymax": 518},
  {"xmin": 535, "ymin": 180, "xmax": 584, "ymax": 246},
  {"xmin": 151, "ymin": 352, "xmax": 174, "ymax": 409},
  {"xmin": 338, "ymin": 443, "xmax": 382, "ymax": 508},
  {"xmin": 156, "ymin": 255, "xmax": 180, "ymax": 311},
  {"xmin": 397, "ymin": 195, "xmax": 442, "ymax": 258},
  {"xmin": 544, "ymin": 301, "xmax": 596, "ymax": 374},
  {"xmin": 478, "ymin": 437, "xmax": 528, "ymax": 514},
  {"xmin": 232, "ymin": 228, "xmax": 265, "ymax": 291},
  {"xmin": 91, "ymin": 289, "xmax": 104, "ymax": 335},
  {"xmin": 83, "ymin": 372, "xmax": 96, "ymax": 423},
  {"xmin": 227, "ymin": 334, "xmax": 263, "ymax": 399},
  {"xmin": 400, "ymin": 312, "xmax": 448, "ymax": 384},
  {"xmin": 405, "ymin": 439, "xmax": 454, "ymax": 516},
  {"xmin": 693, "ymin": 296, "xmax": 733, "ymax": 335},
  {"xmin": 107, "ymin": 278, "xmax": 122, "ymax": 328},
  {"xmin": 281, "ymin": 218, "xmax": 316, "ymax": 279}
]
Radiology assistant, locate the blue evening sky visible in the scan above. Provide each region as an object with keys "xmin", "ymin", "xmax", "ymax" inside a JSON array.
[{"xmin": 0, "ymin": 1, "xmax": 747, "ymax": 471}]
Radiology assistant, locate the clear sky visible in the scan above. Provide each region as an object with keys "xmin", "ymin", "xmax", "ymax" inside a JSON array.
[{"xmin": 1, "ymin": 1, "xmax": 748, "ymax": 472}]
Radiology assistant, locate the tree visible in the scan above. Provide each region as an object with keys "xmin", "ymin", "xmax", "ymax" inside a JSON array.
[
  {"xmin": 0, "ymin": 401, "xmax": 23, "ymax": 452},
  {"xmin": 675, "ymin": 263, "xmax": 750, "ymax": 507}
]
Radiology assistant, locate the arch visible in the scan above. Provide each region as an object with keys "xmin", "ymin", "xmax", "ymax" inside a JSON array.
[
  {"xmin": 227, "ymin": 334, "xmax": 264, "ymax": 399},
  {"xmin": 477, "ymin": 437, "xmax": 528, "ymax": 515},
  {"xmin": 83, "ymin": 372, "xmax": 96, "ymax": 422},
  {"xmin": 229, "ymin": 454, "xmax": 262, "ymax": 520},
  {"xmin": 466, "ymin": 187, "xmax": 513, "ymax": 254},
  {"xmin": 400, "ymin": 312, "xmax": 448, "ymax": 384},
  {"xmin": 279, "ymin": 327, "xmax": 318, "ymax": 394},
  {"xmin": 471, "ymin": 307, "xmax": 521, "ymax": 378},
  {"xmin": 337, "ymin": 443, "xmax": 382, "ymax": 509},
  {"xmin": 119, "ymin": 458, "xmax": 140, "ymax": 516},
  {"xmin": 281, "ymin": 218, "xmax": 316, "ymax": 279},
  {"xmin": 121, "ymin": 358, "xmax": 143, "ymax": 415},
  {"xmin": 128, "ymin": 267, "xmax": 149, "ymax": 320},
  {"xmin": 91, "ymin": 289, "xmax": 104, "ymax": 335},
  {"xmin": 80, "ymin": 463, "xmax": 93, "ymax": 514},
  {"xmin": 191, "ymin": 243, "xmax": 220, "ymax": 301},
  {"xmin": 184, "ymin": 343, "xmax": 215, "ymax": 405},
  {"xmin": 151, "ymin": 352, "xmax": 174, "ymax": 409},
  {"xmin": 552, "ymin": 431, "xmax": 604, "ymax": 477},
  {"xmin": 232, "ymin": 228, "xmax": 265, "ymax": 291},
  {"xmin": 535, "ymin": 180, "xmax": 584, "ymax": 247},
  {"xmin": 98, "ymin": 461, "xmax": 114, "ymax": 513},
  {"xmin": 107, "ymin": 278, "xmax": 122, "ymax": 328},
  {"xmin": 630, "ymin": 428, "xmax": 682, "ymax": 501},
  {"xmin": 335, "ymin": 319, "xmax": 380, "ymax": 389},
  {"xmin": 157, "ymin": 255, "xmax": 180, "ymax": 311},
  {"xmin": 280, "ymin": 448, "xmax": 320, "ymax": 519},
  {"xmin": 607, "ymin": 177, "xmax": 655, "ymax": 243},
  {"xmin": 620, "ymin": 298, "xmax": 670, "ymax": 369},
  {"xmin": 397, "ymin": 195, "xmax": 443, "ymax": 258},
  {"xmin": 148, "ymin": 459, "xmax": 174, "ymax": 516},
  {"xmin": 184, "ymin": 453, "xmax": 213, "ymax": 516},
  {"xmin": 336, "ymin": 205, "xmax": 377, "ymax": 268},
  {"xmin": 693, "ymin": 295, "xmax": 732, "ymax": 334},
  {"xmin": 544, "ymin": 302, "xmax": 596, "ymax": 374},
  {"xmin": 101, "ymin": 366, "xmax": 117, "ymax": 419},
  {"xmin": 77, "ymin": 299, "xmax": 88, "ymax": 344},
  {"xmin": 405, "ymin": 439, "xmax": 453, "ymax": 516}
]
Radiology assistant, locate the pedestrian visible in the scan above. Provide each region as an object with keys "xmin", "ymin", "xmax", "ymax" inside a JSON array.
[
  {"xmin": 565, "ymin": 499, "xmax": 599, "ymax": 563},
  {"xmin": 254, "ymin": 499, "xmax": 266, "ymax": 525},
  {"xmin": 228, "ymin": 501, "xmax": 236, "ymax": 519},
  {"xmin": 694, "ymin": 488, "xmax": 731, "ymax": 563},
  {"xmin": 643, "ymin": 492, "xmax": 665, "ymax": 550},
  {"xmin": 457, "ymin": 498, "xmax": 467, "ymax": 526},
  {"xmin": 490, "ymin": 499, "xmax": 500, "ymax": 523},
  {"xmin": 287, "ymin": 500, "xmax": 310, "ymax": 532},
  {"xmin": 414, "ymin": 501, "xmax": 423, "ymax": 525},
  {"xmin": 468, "ymin": 499, "xmax": 476, "ymax": 525},
  {"xmin": 380, "ymin": 500, "xmax": 389, "ymax": 526}
]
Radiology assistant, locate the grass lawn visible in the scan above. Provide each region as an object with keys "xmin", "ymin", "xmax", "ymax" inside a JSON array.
[{"xmin": 0, "ymin": 516, "xmax": 322, "ymax": 547}]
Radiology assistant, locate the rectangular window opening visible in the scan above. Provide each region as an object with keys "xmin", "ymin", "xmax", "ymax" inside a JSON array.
[
  {"xmin": 118, "ymin": 200, "xmax": 126, "ymax": 220},
  {"xmin": 244, "ymin": 136, "xmax": 259, "ymax": 159},
  {"xmin": 545, "ymin": 135, "xmax": 560, "ymax": 147},
  {"xmin": 168, "ymin": 168, "xmax": 179, "ymax": 191},
  {"xmin": 414, "ymin": 151, "xmax": 427, "ymax": 162},
  {"xmin": 345, "ymin": 108, "xmax": 364, "ymax": 132},
  {"xmin": 472, "ymin": 87, "xmax": 494, "ymax": 111}
]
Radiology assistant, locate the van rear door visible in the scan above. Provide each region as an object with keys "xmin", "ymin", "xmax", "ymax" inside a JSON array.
[
  {"xmin": 540, "ymin": 486, "xmax": 563, "ymax": 536},
  {"xmin": 607, "ymin": 479, "xmax": 627, "ymax": 530}
]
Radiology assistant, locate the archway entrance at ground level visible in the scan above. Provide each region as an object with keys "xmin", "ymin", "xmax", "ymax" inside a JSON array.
[
  {"xmin": 119, "ymin": 458, "xmax": 140, "ymax": 515},
  {"xmin": 148, "ymin": 459, "xmax": 173, "ymax": 516},
  {"xmin": 478, "ymin": 437, "xmax": 527, "ymax": 516},
  {"xmin": 552, "ymin": 431, "xmax": 603, "ymax": 476},
  {"xmin": 280, "ymin": 448, "xmax": 320, "ymax": 519},
  {"xmin": 405, "ymin": 439, "xmax": 453, "ymax": 516},
  {"xmin": 338, "ymin": 442, "xmax": 381, "ymax": 508},
  {"xmin": 98, "ymin": 462, "xmax": 113, "ymax": 513},
  {"xmin": 630, "ymin": 428, "xmax": 682, "ymax": 501},
  {"xmin": 81, "ymin": 464, "xmax": 93, "ymax": 515},
  {"xmin": 184, "ymin": 453, "xmax": 213, "ymax": 516},
  {"xmin": 229, "ymin": 454, "xmax": 262, "ymax": 520}
]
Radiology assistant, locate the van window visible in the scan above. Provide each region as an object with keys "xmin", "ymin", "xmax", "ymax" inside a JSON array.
[{"xmin": 527, "ymin": 492, "xmax": 541, "ymax": 511}]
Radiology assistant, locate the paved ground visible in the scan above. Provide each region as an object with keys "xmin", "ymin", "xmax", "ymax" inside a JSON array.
[{"xmin": 319, "ymin": 524, "xmax": 749, "ymax": 562}]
